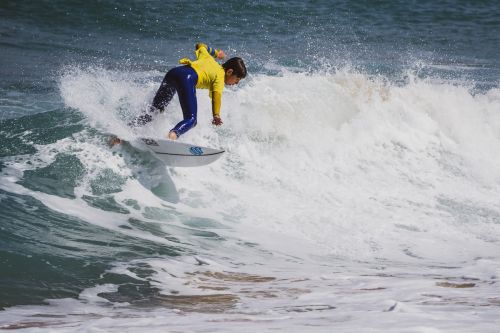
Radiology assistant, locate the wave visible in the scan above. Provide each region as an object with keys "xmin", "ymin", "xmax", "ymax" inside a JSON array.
[
  {"xmin": 54, "ymin": 65, "xmax": 500, "ymax": 261},
  {"xmin": 2, "ymin": 64, "xmax": 500, "ymax": 301}
]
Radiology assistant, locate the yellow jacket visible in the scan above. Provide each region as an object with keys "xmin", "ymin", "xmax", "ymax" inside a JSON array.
[{"xmin": 179, "ymin": 43, "xmax": 224, "ymax": 118}]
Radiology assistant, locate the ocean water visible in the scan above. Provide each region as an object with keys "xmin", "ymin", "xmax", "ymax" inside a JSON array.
[{"xmin": 1, "ymin": 0, "xmax": 500, "ymax": 331}]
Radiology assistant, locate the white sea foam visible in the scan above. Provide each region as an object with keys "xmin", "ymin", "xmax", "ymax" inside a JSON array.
[{"xmin": 2, "ymin": 66, "xmax": 500, "ymax": 331}]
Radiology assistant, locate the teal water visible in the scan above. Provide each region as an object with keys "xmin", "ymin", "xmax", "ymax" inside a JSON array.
[{"xmin": 1, "ymin": 0, "xmax": 500, "ymax": 329}]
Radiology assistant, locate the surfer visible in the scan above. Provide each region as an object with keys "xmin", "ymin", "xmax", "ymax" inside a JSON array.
[{"xmin": 111, "ymin": 43, "xmax": 246, "ymax": 145}]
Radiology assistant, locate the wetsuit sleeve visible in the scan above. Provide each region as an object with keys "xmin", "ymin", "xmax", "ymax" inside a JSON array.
[
  {"xmin": 195, "ymin": 43, "xmax": 220, "ymax": 58},
  {"xmin": 210, "ymin": 67, "xmax": 225, "ymax": 117},
  {"xmin": 212, "ymin": 92, "xmax": 222, "ymax": 118}
]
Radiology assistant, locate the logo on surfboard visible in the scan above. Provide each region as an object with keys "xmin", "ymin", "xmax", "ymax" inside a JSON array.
[
  {"xmin": 189, "ymin": 146, "xmax": 204, "ymax": 155},
  {"xmin": 142, "ymin": 138, "xmax": 159, "ymax": 146}
]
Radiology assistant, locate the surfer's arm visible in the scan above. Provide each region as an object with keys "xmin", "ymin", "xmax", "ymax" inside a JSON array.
[
  {"xmin": 196, "ymin": 43, "xmax": 225, "ymax": 59},
  {"xmin": 211, "ymin": 91, "xmax": 223, "ymax": 126}
]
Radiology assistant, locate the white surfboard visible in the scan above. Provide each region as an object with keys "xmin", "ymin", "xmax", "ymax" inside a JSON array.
[{"xmin": 136, "ymin": 137, "xmax": 224, "ymax": 167}]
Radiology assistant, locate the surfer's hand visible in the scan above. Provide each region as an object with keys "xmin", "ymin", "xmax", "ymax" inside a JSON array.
[
  {"xmin": 212, "ymin": 117, "xmax": 223, "ymax": 126},
  {"xmin": 216, "ymin": 50, "xmax": 225, "ymax": 59}
]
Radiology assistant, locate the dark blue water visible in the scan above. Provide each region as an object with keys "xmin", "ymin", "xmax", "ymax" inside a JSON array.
[{"xmin": 1, "ymin": 0, "xmax": 499, "ymax": 311}]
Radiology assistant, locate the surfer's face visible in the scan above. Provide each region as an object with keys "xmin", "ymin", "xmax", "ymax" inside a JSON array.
[{"xmin": 224, "ymin": 69, "xmax": 241, "ymax": 85}]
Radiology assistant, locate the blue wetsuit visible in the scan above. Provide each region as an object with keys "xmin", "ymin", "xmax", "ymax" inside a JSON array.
[{"xmin": 132, "ymin": 65, "xmax": 198, "ymax": 137}]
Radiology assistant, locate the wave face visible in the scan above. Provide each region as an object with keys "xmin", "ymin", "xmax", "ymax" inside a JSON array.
[{"xmin": 1, "ymin": 1, "xmax": 500, "ymax": 332}]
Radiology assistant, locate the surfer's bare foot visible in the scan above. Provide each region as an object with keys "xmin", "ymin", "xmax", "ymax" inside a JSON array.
[
  {"xmin": 168, "ymin": 131, "xmax": 178, "ymax": 140},
  {"xmin": 109, "ymin": 137, "xmax": 123, "ymax": 147}
]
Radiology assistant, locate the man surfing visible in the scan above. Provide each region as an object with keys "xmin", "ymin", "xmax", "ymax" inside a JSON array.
[{"xmin": 110, "ymin": 43, "xmax": 247, "ymax": 146}]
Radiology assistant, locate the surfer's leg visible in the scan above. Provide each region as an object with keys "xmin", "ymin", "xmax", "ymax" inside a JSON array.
[
  {"xmin": 170, "ymin": 67, "xmax": 198, "ymax": 138},
  {"xmin": 129, "ymin": 68, "xmax": 178, "ymax": 127},
  {"xmin": 151, "ymin": 69, "xmax": 177, "ymax": 112}
]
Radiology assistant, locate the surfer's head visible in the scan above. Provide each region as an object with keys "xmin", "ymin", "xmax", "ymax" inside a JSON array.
[{"xmin": 222, "ymin": 57, "xmax": 247, "ymax": 85}]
